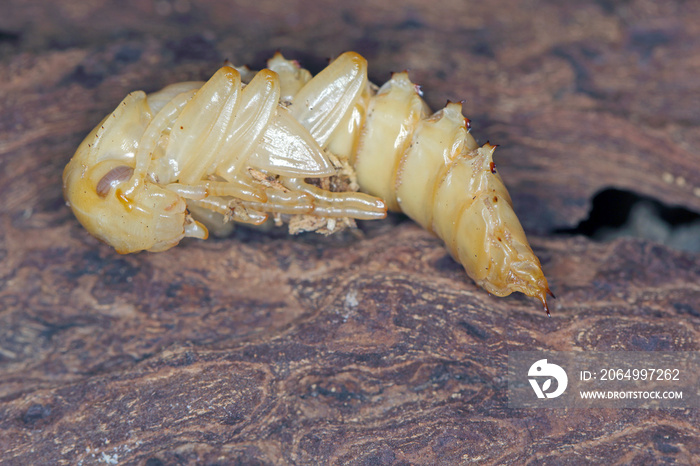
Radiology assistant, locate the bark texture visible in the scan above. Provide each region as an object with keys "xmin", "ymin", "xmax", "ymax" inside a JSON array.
[{"xmin": 1, "ymin": 0, "xmax": 699, "ymax": 464}]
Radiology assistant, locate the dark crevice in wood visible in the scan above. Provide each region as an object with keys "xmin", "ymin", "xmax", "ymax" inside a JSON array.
[{"xmin": 555, "ymin": 188, "xmax": 700, "ymax": 252}]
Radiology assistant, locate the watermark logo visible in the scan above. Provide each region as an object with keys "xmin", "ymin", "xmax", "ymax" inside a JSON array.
[
  {"xmin": 509, "ymin": 352, "xmax": 697, "ymax": 408},
  {"xmin": 528, "ymin": 359, "xmax": 568, "ymax": 399}
]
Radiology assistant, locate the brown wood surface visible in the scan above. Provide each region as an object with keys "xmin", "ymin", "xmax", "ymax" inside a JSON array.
[{"xmin": 1, "ymin": 1, "xmax": 699, "ymax": 464}]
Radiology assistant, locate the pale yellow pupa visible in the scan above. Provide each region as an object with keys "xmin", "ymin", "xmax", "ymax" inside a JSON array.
[{"xmin": 63, "ymin": 52, "xmax": 551, "ymax": 313}]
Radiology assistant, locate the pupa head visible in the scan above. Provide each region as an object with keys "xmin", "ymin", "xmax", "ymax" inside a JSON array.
[{"xmin": 62, "ymin": 91, "xmax": 203, "ymax": 253}]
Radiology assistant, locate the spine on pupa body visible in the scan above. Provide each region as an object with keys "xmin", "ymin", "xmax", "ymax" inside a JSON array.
[{"xmin": 350, "ymin": 72, "xmax": 550, "ymax": 311}]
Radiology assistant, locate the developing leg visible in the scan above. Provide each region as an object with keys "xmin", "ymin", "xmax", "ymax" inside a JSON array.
[{"xmin": 282, "ymin": 177, "xmax": 386, "ymax": 219}]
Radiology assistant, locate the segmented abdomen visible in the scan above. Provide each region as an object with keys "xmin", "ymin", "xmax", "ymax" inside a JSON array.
[{"xmin": 347, "ymin": 71, "xmax": 551, "ymax": 311}]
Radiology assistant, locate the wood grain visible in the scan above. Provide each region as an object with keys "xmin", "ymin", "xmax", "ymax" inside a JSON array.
[{"xmin": 1, "ymin": 0, "xmax": 699, "ymax": 464}]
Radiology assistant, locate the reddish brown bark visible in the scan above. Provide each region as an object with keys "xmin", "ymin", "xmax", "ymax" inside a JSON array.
[{"xmin": 1, "ymin": 1, "xmax": 699, "ymax": 464}]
